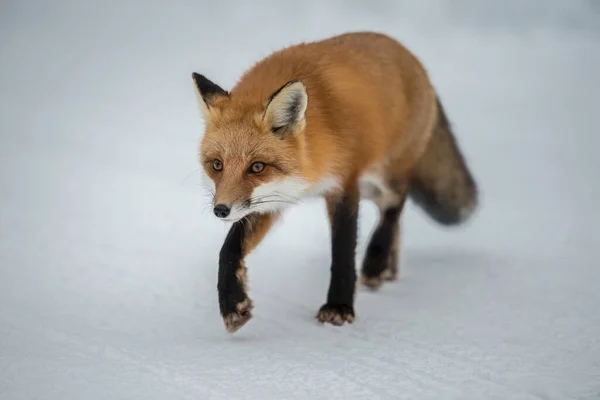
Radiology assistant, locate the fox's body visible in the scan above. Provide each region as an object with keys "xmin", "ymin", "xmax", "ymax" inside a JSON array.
[{"xmin": 192, "ymin": 32, "xmax": 478, "ymax": 333}]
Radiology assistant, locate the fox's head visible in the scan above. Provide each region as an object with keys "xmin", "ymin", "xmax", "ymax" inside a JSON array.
[{"xmin": 192, "ymin": 72, "xmax": 310, "ymax": 222}]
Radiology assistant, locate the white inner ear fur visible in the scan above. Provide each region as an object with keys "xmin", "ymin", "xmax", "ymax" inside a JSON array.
[
  {"xmin": 264, "ymin": 81, "xmax": 308, "ymax": 129},
  {"xmin": 193, "ymin": 85, "xmax": 212, "ymax": 120}
]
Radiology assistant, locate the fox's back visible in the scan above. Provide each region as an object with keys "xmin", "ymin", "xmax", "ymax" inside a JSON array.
[{"xmin": 229, "ymin": 32, "xmax": 436, "ymax": 183}]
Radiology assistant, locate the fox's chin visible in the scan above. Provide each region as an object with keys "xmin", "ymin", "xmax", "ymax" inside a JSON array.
[
  {"xmin": 217, "ymin": 214, "xmax": 247, "ymax": 223},
  {"xmin": 219, "ymin": 217, "xmax": 241, "ymax": 223},
  {"xmin": 215, "ymin": 207, "xmax": 253, "ymax": 223}
]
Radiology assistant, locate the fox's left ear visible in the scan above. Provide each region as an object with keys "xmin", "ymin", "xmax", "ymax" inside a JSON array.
[
  {"xmin": 192, "ymin": 72, "xmax": 228, "ymax": 116},
  {"xmin": 263, "ymin": 79, "xmax": 308, "ymax": 137}
]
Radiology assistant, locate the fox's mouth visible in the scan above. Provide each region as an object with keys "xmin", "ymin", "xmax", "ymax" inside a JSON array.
[
  {"xmin": 212, "ymin": 192, "xmax": 302, "ymax": 222},
  {"xmin": 213, "ymin": 203, "xmax": 253, "ymax": 223}
]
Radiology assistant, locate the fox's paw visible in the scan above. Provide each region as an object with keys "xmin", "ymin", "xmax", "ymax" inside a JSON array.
[
  {"xmin": 382, "ymin": 267, "xmax": 397, "ymax": 281},
  {"xmin": 360, "ymin": 266, "xmax": 397, "ymax": 290},
  {"xmin": 222, "ymin": 297, "xmax": 253, "ymax": 334},
  {"xmin": 361, "ymin": 249, "xmax": 398, "ymax": 290},
  {"xmin": 360, "ymin": 274, "xmax": 384, "ymax": 290},
  {"xmin": 316, "ymin": 303, "xmax": 355, "ymax": 326}
]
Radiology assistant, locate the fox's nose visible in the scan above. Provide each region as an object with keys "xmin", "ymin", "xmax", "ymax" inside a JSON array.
[{"xmin": 213, "ymin": 204, "xmax": 231, "ymax": 218}]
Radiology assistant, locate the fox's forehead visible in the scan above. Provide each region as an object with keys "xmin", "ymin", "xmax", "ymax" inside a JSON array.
[
  {"xmin": 204, "ymin": 140, "xmax": 272, "ymax": 160},
  {"xmin": 200, "ymin": 100, "xmax": 299, "ymax": 168},
  {"xmin": 209, "ymin": 108, "xmax": 264, "ymax": 135},
  {"xmin": 213, "ymin": 98, "xmax": 262, "ymax": 124},
  {"xmin": 201, "ymin": 123, "xmax": 277, "ymax": 160}
]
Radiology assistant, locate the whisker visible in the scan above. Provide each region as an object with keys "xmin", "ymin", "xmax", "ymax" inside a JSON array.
[
  {"xmin": 201, "ymin": 187, "xmax": 215, "ymax": 198},
  {"xmin": 180, "ymin": 168, "xmax": 201, "ymax": 186},
  {"xmin": 249, "ymin": 193, "xmax": 301, "ymax": 205},
  {"xmin": 251, "ymin": 200, "xmax": 297, "ymax": 206},
  {"xmin": 273, "ymin": 191, "xmax": 303, "ymax": 203},
  {"xmin": 241, "ymin": 215, "xmax": 256, "ymax": 237},
  {"xmin": 249, "ymin": 195, "xmax": 283, "ymax": 202}
]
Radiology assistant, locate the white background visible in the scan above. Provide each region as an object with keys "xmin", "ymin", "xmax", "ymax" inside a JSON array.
[{"xmin": 1, "ymin": 1, "xmax": 599, "ymax": 399}]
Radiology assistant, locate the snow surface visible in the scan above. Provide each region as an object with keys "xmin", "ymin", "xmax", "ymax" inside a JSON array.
[{"xmin": 1, "ymin": 1, "xmax": 600, "ymax": 399}]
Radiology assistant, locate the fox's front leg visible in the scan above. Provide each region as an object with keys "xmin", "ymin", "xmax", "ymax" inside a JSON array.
[
  {"xmin": 316, "ymin": 185, "xmax": 359, "ymax": 326},
  {"xmin": 218, "ymin": 212, "xmax": 278, "ymax": 333}
]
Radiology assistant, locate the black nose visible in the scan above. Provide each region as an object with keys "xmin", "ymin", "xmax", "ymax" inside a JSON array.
[{"xmin": 213, "ymin": 204, "xmax": 231, "ymax": 218}]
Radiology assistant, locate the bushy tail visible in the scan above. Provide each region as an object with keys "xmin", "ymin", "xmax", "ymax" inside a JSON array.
[{"xmin": 408, "ymin": 96, "xmax": 478, "ymax": 226}]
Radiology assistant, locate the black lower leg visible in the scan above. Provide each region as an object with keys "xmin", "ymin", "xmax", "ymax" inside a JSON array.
[
  {"xmin": 361, "ymin": 192, "xmax": 407, "ymax": 281},
  {"xmin": 217, "ymin": 218, "xmax": 252, "ymax": 332},
  {"xmin": 316, "ymin": 190, "xmax": 359, "ymax": 325},
  {"xmin": 216, "ymin": 213, "xmax": 277, "ymax": 333}
]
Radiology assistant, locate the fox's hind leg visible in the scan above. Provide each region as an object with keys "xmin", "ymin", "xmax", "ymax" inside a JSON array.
[{"xmin": 359, "ymin": 175, "xmax": 407, "ymax": 290}]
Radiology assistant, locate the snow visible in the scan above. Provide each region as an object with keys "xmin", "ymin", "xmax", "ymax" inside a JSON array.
[{"xmin": 1, "ymin": 1, "xmax": 600, "ymax": 399}]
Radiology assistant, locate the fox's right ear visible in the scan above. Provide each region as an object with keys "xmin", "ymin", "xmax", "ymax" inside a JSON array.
[
  {"xmin": 263, "ymin": 79, "xmax": 308, "ymax": 138},
  {"xmin": 192, "ymin": 72, "xmax": 228, "ymax": 116}
]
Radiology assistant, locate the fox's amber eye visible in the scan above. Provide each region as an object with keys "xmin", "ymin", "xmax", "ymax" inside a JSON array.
[
  {"xmin": 212, "ymin": 159, "xmax": 223, "ymax": 171},
  {"xmin": 249, "ymin": 162, "xmax": 265, "ymax": 174}
]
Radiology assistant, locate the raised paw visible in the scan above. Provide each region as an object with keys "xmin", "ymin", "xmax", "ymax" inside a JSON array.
[
  {"xmin": 222, "ymin": 297, "xmax": 253, "ymax": 334},
  {"xmin": 316, "ymin": 303, "xmax": 355, "ymax": 326}
]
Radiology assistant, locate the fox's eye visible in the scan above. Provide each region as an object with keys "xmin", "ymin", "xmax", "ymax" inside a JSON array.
[
  {"xmin": 249, "ymin": 162, "xmax": 265, "ymax": 174},
  {"xmin": 212, "ymin": 159, "xmax": 223, "ymax": 171}
]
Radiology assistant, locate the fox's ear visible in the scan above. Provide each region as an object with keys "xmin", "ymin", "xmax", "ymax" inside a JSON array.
[
  {"xmin": 263, "ymin": 79, "xmax": 308, "ymax": 137},
  {"xmin": 192, "ymin": 72, "xmax": 228, "ymax": 115}
]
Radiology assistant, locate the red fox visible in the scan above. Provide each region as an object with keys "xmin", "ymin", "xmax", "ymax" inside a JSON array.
[{"xmin": 192, "ymin": 31, "xmax": 478, "ymax": 333}]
